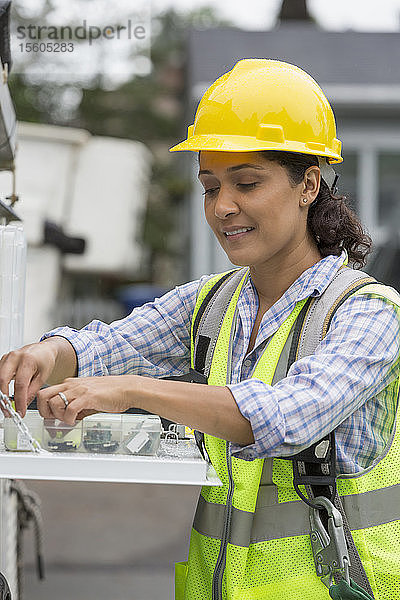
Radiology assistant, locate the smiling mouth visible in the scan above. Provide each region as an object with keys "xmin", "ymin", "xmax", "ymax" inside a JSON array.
[{"xmin": 224, "ymin": 227, "xmax": 255, "ymax": 238}]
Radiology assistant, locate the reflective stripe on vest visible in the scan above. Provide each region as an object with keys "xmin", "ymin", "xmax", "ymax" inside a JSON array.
[
  {"xmin": 180, "ymin": 270, "xmax": 400, "ymax": 600},
  {"xmin": 193, "ymin": 483, "xmax": 400, "ymax": 546}
]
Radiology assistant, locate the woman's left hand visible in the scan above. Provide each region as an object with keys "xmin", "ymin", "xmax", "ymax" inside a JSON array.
[{"xmin": 36, "ymin": 375, "xmax": 134, "ymax": 424}]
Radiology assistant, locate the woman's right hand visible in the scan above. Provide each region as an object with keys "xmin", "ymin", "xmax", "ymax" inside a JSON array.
[{"xmin": 0, "ymin": 337, "xmax": 77, "ymax": 417}]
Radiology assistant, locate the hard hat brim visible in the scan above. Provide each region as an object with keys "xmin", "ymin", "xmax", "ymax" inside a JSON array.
[{"xmin": 169, "ymin": 134, "xmax": 343, "ymax": 164}]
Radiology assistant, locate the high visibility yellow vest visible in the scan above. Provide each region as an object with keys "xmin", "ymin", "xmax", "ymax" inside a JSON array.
[{"xmin": 175, "ymin": 269, "xmax": 400, "ymax": 600}]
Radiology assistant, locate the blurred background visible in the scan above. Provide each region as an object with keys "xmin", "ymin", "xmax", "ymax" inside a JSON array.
[{"xmin": 1, "ymin": 0, "xmax": 400, "ymax": 598}]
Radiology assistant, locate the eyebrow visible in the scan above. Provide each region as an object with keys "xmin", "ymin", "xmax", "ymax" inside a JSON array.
[{"xmin": 198, "ymin": 163, "xmax": 265, "ymax": 176}]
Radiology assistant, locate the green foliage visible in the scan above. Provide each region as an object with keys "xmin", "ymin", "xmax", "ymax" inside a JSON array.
[{"xmin": 8, "ymin": 4, "xmax": 232, "ymax": 282}]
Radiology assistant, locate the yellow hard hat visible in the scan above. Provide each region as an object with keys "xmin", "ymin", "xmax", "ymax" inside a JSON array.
[{"xmin": 170, "ymin": 58, "xmax": 342, "ymax": 164}]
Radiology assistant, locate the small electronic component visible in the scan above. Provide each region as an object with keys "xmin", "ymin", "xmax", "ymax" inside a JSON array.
[
  {"xmin": 44, "ymin": 421, "xmax": 81, "ymax": 452},
  {"xmin": 124, "ymin": 430, "xmax": 150, "ymax": 454},
  {"xmin": 162, "ymin": 423, "xmax": 187, "ymax": 441},
  {"xmin": 47, "ymin": 440, "xmax": 78, "ymax": 452},
  {"xmin": 83, "ymin": 423, "xmax": 119, "ymax": 453},
  {"xmin": 81, "ymin": 413, "xmax": 161, "ymax": 455}
]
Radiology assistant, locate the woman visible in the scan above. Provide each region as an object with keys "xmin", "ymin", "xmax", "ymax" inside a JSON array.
[{"xmin": 1, "ymin": 59, "xmax": 400, "ymax": 599}]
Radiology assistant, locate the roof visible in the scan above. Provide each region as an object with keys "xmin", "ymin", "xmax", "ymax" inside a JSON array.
[{"xmin": 188, "ymin": 25, "xmax": 400, "ymax": 106}]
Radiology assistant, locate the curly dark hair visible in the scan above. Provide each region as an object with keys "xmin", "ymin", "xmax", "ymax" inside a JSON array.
[{"xmin": 260, "ymin": 151, "xmax": 372, "ymax": 268}]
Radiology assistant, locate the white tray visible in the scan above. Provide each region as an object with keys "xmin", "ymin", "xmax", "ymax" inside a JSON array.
[{"xmin": 0, "ymin": 433, "xmax": 221, "ymax": 486}]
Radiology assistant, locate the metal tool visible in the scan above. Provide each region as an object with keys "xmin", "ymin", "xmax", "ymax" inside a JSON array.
[
  {"xmin": 309, "ymin": 495, "xmax": 350, "ymax": 588},
  {"xmin": 0, "ymin": 391, "xmax": 42, "ymax": 453}
]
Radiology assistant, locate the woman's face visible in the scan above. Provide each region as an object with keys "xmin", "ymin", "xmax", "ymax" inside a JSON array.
[{"xmin": 198, "ymin": 151, "xmax": 319, "ymax": 270}]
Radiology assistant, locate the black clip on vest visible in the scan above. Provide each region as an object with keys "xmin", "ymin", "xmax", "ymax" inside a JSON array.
[
  {"xmin": 289, "ymin": 432, "xmax": 337, "ymax": 510},
  {"xmin": 162, "ymin": 369, "xmax": 209, "ymax": 459}
]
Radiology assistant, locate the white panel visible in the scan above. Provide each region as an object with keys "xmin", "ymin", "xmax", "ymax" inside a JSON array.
[
  {"xmin": 0, "ymin": 225, "xmax": 26, "ymax": 356},
  {"xmin": 340, "ymin": 126, "xmax": 400, "ymax": 148},
  {"xmin": 14, "ymin": 123, "xmax": 89, "ymax": 245},
  {"xmin": 24, "ymin": 247, "xmax": 61, "ymax": 344},
  {"xmin": 359, "ymin": 148, "xmax": 378, "ymax": 232},
  {"xmin": 336, "ymin": 125, "xmax": 400, "ymax": 240},
  {"xmin": 64, "ymin": 137, "xmax": 152, "ymax": 275}
]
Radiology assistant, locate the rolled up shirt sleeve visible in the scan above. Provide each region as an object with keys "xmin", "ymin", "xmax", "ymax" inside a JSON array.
[
  {"xmin": 228, "ymin": 295, "xmax": 400, "ymax": 470},
  {"xmin": 41, "ymin": 278, "xmax": 207, "ymax": 379}
]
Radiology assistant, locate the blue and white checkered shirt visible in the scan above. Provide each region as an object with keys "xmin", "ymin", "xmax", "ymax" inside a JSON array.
[{"xmin": 43, "ymin": 252, "xmax": 400, "ymax": 474}]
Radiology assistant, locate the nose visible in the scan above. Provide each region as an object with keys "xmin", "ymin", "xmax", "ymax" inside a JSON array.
[{"xmin": 213, "ymin": 187, "xmax": 240, "ymax": 220}]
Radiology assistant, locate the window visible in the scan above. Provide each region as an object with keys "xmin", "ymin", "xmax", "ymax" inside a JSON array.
[
  {"xmin": 378, "ymin": 152, "xmax": 400, "ymax": 228},
  {"xmin": 334, "ymin": 152, "xmax": 358, "ymax": 214}
]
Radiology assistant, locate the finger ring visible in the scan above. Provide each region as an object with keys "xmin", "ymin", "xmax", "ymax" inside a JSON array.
[{"xmin": 58, "ymin": 391, "xmax": 68, "ymax": 408}]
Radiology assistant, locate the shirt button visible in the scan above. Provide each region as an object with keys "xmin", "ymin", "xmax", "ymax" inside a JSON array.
[{"xmin": 243, "ymin": 358, "xmax": 252, "ymax": 367}]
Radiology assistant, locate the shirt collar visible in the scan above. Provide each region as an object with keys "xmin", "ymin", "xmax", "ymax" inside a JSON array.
[
  {"xmin": 294, "ymin": 250, "xmax": 348, "ymax": 299},
  {"xmin": 247, "ymin": 250, "xmax": 348, "ymax": 302}
]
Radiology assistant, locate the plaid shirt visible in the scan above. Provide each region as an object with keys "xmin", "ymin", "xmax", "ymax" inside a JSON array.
[{"xmin": 43, "ymin": 252, "xmax": 400, "ymax": 474}]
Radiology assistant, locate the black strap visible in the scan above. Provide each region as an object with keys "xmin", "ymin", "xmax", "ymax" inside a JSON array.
[
  {"xmin": 282, "ymin": 293, "xmax": 338, "ymax": 509},
  {"xmin": 161, "ymin": 368, "xmax": 207, "ymax": 385},
  {"xmin": 161, "ymin": 369, "xmax": 209, "ymax": 460},
  {"xmin": 195, "ymin": 335, "xmax": 211, "ymax": 375},
  {"xmin": 191, "ymin": 270, "xmax": 237, "ymax": 458},
  {"xmin": 291, "ymin": 431, "xmax": 337, "ymax": 510},
  {"xmin": 333, "ymin": 491, "xmax": 375, "ymax": 595},
  {"xmin": 191, "ymin": 270, "xmax": 236, "ymax": 344},
  {"xmin": 287, "ymin": 297, "xmax": 313, "ymax": 367},
  {"xmin": 285, "ymin": 281, "xmax": 377, "ymax": 596},
  {"xmin": 194, "ymin": 430, "xmax": 209, "ymax": 461},
  {"xmin": 286, "ymin": 279, "xmax": 379, "ymax": 507},
  {"xmin": 0, "ymin": 1, "xmax": 12, "ymax": 72},
  {"xmin": 191, "ymin": 272, "xmax": 241, "ymax": 459}
]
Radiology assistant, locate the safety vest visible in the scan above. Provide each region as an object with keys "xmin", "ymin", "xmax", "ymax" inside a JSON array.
[{"xmin": 175, "ymin": 267, "xmax": 400, "ymax": 600}]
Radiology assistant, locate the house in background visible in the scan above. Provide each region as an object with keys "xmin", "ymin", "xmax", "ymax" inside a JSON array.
[{"xmin": 183, "ymin": 19, "xmax": 400, "ymax": 279}]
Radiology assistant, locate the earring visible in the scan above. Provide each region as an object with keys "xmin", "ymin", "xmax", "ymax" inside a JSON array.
[{"xmin": 302, "ymin": 198, "xmax": 308, "ymax": 204}]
